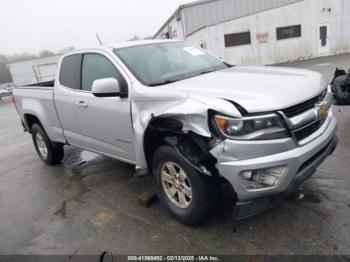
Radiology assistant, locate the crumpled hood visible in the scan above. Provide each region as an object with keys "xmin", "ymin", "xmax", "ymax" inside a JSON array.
[{"xmin": 163, "ymin": 66, "xmax": 327, "ymax": 113}]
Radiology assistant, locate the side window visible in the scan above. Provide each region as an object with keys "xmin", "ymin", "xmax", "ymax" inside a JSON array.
[
  {"xmin": 276, "ymin": 25, "xmax": 301, "ymax": 40},
  {"xmin": 59, "ymin": 54, "xmax": 82, "ymax": 89},
  {"xmin": 81, "ymin": 53, "xmax": 124, "ymax": 91},
  {"xmin": 224, "ymin": 31, "xmax": 251, "ymax": 47}
]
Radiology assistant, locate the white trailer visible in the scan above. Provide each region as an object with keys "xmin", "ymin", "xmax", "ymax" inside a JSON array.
[{"xmin": 8, "ymin": 55, "xmax": 60, "ymax": 86}]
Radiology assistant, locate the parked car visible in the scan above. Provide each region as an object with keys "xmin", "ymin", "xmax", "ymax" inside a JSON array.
[
  {"xmin": 13, "ymin": 40, "xmax": 338, "ymax": 224},
  {"xmin": 331, "ymin": 68, "xmax": 350, "ymax": 105}
]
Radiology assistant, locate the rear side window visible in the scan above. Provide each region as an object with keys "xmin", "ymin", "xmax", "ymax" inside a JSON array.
[
  {"xmin": 81, "ymin": 53, "xmax": 124, "ymax": 91},
  {"xmin": 59, "ymin": 54, "xmax": 82, "ymax": 89}
]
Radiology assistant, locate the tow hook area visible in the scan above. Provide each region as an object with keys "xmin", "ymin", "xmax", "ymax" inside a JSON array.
[{"xmin": 233, "ymin": 197, "xmax": 279, "ymax": 219}]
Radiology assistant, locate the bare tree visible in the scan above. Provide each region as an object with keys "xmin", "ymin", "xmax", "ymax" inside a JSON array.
[
  {"xmin": 128, "ymin": 35, "xmax": 153, "ymax": 41},
  {"xmin": 58, "ymin": 46, "xmax": 75, "ymax": 54},
  {"xmin": 0, "ymin": 54, "xmax": 9, "ymax": 66},
  {"xmin": 38, "ymin": 50, "xmax": 55, "ymax": 58},
  {"xmin": 128, "ymin": 35, "xmax": 141, "ymax": 41}
]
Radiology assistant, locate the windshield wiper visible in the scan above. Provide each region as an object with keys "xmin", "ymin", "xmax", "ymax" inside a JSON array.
[
  {"xmin": 148, "ymin": 79, "xmax": 181, "ymax": 86},
  {"xmin": 181, "ymin": 69, "xmax": 216, "ymax": 80},
  {"xmin": 148, "ymin": 68, "xmax": 219, "ymax": 86},
  {"xmin": 199, "ymin": 69, "xmax": 216, "ymax": 75}
]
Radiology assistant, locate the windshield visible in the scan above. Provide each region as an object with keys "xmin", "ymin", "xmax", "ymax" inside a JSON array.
[{"xmin": 113, "ymin": 41, "xmax": 229, "ymax": 86}]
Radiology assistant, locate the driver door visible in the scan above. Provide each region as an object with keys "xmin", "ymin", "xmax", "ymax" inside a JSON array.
[{"xmin": 73, "ymin": 52, "xmax": 135, "ymax": 163}]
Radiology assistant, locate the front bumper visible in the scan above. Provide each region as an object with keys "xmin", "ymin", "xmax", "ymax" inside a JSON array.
[
  {"xmin": 233, "ymin": 135, "xmax": 338, "ymax": 219},
  {"xmin": 212, "ymin": 113, "xmax": 338, "ymax": 205}
]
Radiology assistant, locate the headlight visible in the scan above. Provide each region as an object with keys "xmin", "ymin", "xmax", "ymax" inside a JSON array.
[{"xmin": 214, "ymin": 114, "xmax": 289, "ymax": 140}]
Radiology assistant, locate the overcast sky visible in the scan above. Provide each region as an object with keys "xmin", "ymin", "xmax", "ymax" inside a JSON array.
[{"xmin": 0, "ymin": 0, "xmax": 193, "ymax": 55}]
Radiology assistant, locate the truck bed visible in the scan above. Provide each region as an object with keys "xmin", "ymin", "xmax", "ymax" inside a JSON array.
[
  {"xmin": 13, "ymin": 83, "xmax": 64, "ymax": 142},
  {"xmin": 23, "ymin": 80, "xmax": 54, "ymax": 88}
]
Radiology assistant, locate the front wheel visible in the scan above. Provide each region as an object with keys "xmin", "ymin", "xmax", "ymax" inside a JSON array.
[
  {"xmin": 152, "ymin": 145, "xmax": 219, "ymax": 225},
  {"xmin": 31, "ymin": 123, "xmax": 64, "ymax": 165}
]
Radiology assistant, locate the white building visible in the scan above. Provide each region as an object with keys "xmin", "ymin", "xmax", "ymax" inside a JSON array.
[
  {"xmin": 8, "ymin": 55, "xmax": 60, "ymax": 86},
  {"xmin": 153, "ymin": 0, "xmax": 350, "ymax": 65}
]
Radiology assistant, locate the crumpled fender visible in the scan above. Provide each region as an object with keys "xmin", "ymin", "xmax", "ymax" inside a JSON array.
[{"xmin": 131, "ymin": 87, "xmax": 242, "ymax": 169}]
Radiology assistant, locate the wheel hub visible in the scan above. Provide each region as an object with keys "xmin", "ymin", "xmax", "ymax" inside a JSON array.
[
  {"xmin": 35, "ymin": 132, "xmax": 48, "ymax": 159},
  {"xmin": 160, "ymin": 162, "xmax": 192, "ymax": 209}
]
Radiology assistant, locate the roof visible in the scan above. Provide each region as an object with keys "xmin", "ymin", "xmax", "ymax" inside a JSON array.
[
  {"xmin": 153, "ymin": 1, "xmax": 218, "ymax": 38},
  {"xmin": 154, "ymin": 0, "xmax": 305, "ymax": 38},
  {"xmin": 106, "ymin": 39, "xmax": 180, "ymax": 49}
]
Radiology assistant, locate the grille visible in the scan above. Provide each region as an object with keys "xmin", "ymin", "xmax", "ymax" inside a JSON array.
[
  {"xmin": 282, "ymin": 90, "xmax": 327, "ymax": 118},
  {"xmin": 292, "ymin": 119, "xmax": 325, "ymax": 141}
]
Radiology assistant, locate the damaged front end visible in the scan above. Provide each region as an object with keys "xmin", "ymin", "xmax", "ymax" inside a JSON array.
[
  {"xmin": 131, "ymin": 81, "xmax": 338, "ymax": 220},
  {"xmin": 131, "ymin": 84, "xmax": 241, "ymax": 171},
  {"xmin": 134, "ymin": 94, "xmax": 240, "ymax": 178},
  {"xmin": 209, "ymin": 91, "xmax": 338, "ymax": 219}
]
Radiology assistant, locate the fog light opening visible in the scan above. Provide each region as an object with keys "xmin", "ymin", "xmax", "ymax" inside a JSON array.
[{"xmin": 239, "ymin": 166, "xmax": 286, "ymax": 189}]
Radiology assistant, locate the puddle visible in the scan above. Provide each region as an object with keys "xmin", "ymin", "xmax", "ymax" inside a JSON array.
[
  {"xmin": 80, "ymin": 150, "xmax": 100, "ymax": 162},
  {"xmin": 55, "ymin": 148, "xmax": 127, "ymax": 219},
  {"xmin": 62, "ymin": 149, "xmax": 103, "ymax": 179},
  {"xmin": 62, "ymin": 148, "xmax": 101, "ymax": 167}
]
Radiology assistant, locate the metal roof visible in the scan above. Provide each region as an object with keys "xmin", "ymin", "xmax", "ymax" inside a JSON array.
[{"xmin": 154, "ymin": 0, "xmax": 305, "ymax": 37}]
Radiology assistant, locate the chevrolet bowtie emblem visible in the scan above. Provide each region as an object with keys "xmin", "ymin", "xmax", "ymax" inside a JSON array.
[{"xmin": 316, "ymin": 103, "xmax": 329, "ymax": 119}]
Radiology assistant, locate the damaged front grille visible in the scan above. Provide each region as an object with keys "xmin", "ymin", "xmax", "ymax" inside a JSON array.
[
  {"xmin": 292, "ymin": 119, "xmax": 325, "ymax": 141},
  {"xmin": 282, "ymin": 91, "xmax": 327, "ymax": 118}
]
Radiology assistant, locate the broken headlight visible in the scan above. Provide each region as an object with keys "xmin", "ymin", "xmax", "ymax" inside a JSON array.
[{"xmin": 214, "ymin": 114, "xmax": 289, "ymax": 140}]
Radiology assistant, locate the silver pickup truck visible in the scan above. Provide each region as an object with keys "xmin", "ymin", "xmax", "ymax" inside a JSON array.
[{"xmin": 13, "ymin": 40, "xmax": 338, "ymax": 224}]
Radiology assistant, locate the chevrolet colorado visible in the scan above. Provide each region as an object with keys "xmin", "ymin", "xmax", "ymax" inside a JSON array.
[{"xmin": 13, "ymin": 40, "xmax": 338, "ymax": 224}]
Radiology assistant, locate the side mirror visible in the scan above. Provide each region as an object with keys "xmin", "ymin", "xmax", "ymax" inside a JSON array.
[{"xmin": 92, "ymin": 78, "xmax": 121, "ymax": 97}]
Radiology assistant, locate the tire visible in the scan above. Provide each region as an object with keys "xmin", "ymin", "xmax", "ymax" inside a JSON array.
[
  {"xmin": 31, "ymin": 123, "xmax": 64, "ymax": 165},
  {"xmin": 152, "ymin": 145, "xmax": 219, "ymax": 225}
]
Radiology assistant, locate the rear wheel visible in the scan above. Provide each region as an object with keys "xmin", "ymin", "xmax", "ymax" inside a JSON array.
[
  {"xmin": 152, "ymin": 145, "xmax": 219, "ymax": 225},
  {"xmin": 31, "ymin": 124, "xmax": 64, "ymax": 165}
]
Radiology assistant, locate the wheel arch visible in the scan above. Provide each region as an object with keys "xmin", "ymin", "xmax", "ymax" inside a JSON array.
[
  {"xmin": 143, "ymin": 116, "xmax": 219, "ymax": 177},
  {"xmin": 23, "ymin": 113, "xmax": 43, "ymax": 133}
]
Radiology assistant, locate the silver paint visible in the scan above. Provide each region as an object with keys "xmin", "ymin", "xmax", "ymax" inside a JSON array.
[{"xmin": 13, "ymin": 40, "xmax": 337, "ymax": 202}]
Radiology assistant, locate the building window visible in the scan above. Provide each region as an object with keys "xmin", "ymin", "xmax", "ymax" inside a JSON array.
[
  {"xmin": 276, "ymin": 25, "xmax": 301, "ymax": 40},
  {"xmin": 224, "ymin": 31, "xmax": 251, "ymax": 47}
]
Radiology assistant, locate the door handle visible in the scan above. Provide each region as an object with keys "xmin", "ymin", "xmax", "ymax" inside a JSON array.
[{"xmin": 76, "ymin": 100, "xmax": 88, "ymax": 108}]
